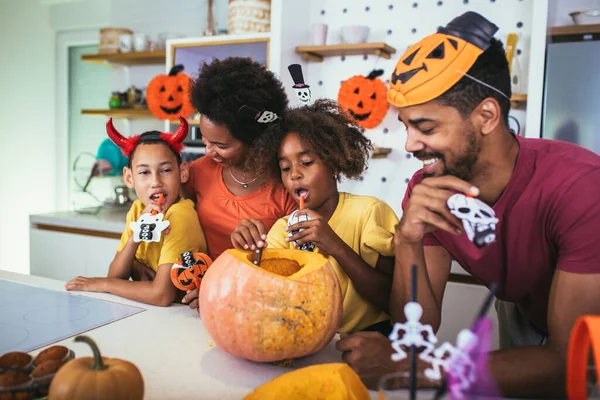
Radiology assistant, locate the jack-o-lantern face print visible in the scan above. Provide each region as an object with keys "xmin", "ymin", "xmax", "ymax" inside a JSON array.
[
  {"xmin": 147, "ymin": 65, "xmax": 194, "ymax": 120},
  {"xmin": 170, "ymin": 251, "xmax": 213, "ymax": 291},
  {"xmin": 387, "ymin": 11, "xmax": 500, "ymax": 108},
  {"xmin": 337, "ymin": 69, "xmax": 389, "ymax": 130}
]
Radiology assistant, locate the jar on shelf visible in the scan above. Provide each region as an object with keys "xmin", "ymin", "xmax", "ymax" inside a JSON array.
[{"xmin": 109, "ymin": 92, "xmax": 122, "ymax": 109}]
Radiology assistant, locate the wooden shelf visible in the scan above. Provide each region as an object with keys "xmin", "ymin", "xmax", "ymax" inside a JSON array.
[
  {"xmin": 550, "ymin": 24, "xmax": 600, "ymax": 37},
  {"xmin": 510, "ymin": 93, "xmax": 527, "ymax": 109},
  {"xmin": 81, "ymin": 50, "xmax": 166, "ymax": 66},
  {"xmin": 81, "ymin": 108, "xmax": 155, "ymax": 118},
  {"xmin": 295, "ymin": 42, "xmax": 396, "ymax": 62},
  {"xmin": 372, "ymin": 147, "xmax": 392, "ymax": 159}
]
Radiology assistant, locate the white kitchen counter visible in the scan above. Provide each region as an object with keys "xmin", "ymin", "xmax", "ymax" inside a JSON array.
[
  {"xmin": 0, "ymin": 271, "xmax": 355, "ymax": 400},
  {"xmin": 30, "ymin": 206, "xmax": 128, "ymax": 234}
]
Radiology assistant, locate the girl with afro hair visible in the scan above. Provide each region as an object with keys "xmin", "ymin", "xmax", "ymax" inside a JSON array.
[{"xmin": 231, "ymin": 99, "xmax": 399, "ymax": 335}]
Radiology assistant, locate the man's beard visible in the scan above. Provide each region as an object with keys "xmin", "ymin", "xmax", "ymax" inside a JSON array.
[{"xmin": 417, "ymin": 127, "xmax": 480, "ymax": 181}]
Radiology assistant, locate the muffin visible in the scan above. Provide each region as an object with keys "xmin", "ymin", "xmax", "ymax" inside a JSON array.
[
  {"xmin": 34, "ymin": 346, "xmax": 69, "ymax": 366},
  {"xmin": 0, "ymin": 353, "xmax": 32, "ymax": 372},
  {"xmin": 0, "ymin": 371, "xmax": 33, "ymax": 400}
]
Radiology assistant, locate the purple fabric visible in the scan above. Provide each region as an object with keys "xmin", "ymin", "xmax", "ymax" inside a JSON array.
[{"xmin": 447, "ymin": 317, "xmax": 499, "ymax": 399}]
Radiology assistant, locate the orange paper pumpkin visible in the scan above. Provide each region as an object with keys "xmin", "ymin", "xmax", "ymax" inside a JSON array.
[
  {"xmin": 146, "ymin": 65, "xmax": 194, "ymax": 120},
  {"xmin": 338, "ymin": 69, "xmax": 389, "ymax": 130},
  {"xmin": 387, "ymin": 12, "xmax": 499, "ymax": 108},
  {"xmin": 170, "ymin": 251, "xmax": 213, "ymax": 291}
]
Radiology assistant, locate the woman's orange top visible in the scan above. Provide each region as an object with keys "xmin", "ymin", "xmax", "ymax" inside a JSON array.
[{"xmin": 185, "ymin": 156, "xmax": 297, "ymax": 260}]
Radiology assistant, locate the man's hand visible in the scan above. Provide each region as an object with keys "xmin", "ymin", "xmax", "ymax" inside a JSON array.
[
  {"xmin": 65, "ymin": 276, "xmax": 107, "ymax": 293},
  {"xmin": 130, "ymin": 259, "xmax": 156, "ymax": 282},
  {"xmin": 336, "ymin": 331, "xmax": 437, "ymax": 389},
  {"xmin": 285, "ymin": 209, "xmax": 345, "ymax": 257},
  {"xmin": 398, "ymin": 176, "xmax": 479, "ymax": 244},
  {"xmin": 231, "ymin": 218, "xmax": 268, "ymax": 250}
]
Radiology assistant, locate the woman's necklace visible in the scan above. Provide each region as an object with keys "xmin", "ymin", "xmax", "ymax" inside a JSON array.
[{"xmin": 229, "ymin": 167, "xmax": 258, "ymax": 188}]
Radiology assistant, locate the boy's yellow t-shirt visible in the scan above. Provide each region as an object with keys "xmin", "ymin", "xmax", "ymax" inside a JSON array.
[
  {"xmin": 267, "ymin": 192, "xmax": 399, "ymax": 333},
  {"xmin": 117, "ymin": 198, "xmax": 207, "ymax": 271}
]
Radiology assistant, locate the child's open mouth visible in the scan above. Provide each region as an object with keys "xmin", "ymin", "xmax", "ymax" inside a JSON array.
[
  {"xmin": 150, "ymin": 193, "xmax": 166, "ymax": 204},
  {"xmin": 294, "ymin": 188, "xmax": 309, "ymax": 201}
]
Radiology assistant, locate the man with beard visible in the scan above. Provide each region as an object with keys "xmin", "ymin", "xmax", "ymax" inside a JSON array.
[{"xmin": 336, "ymin": 11, "xmax": 600, "ymax": 398}]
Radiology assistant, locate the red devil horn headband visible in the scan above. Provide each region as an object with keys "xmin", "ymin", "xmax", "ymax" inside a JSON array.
[{"xmin": 106, "ymin": 116, "xmax": 189, "ymax": 157}]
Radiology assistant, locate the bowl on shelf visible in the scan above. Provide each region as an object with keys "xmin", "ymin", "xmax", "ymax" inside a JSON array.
[
  {"xmin": 570, "ymin": 9, "xmax": 600, "ymax": 25},
  {"xmin": 340, "ymin": 25, "xmax": 370, "ymax": 44}
]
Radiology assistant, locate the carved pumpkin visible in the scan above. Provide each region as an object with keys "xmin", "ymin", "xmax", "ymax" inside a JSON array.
[
  {"xmin": 170, "ymin": 251, "xmax": 213, "ymax": 291},
  {"xmin": 48, "ymin": 336, "xmax": 143, "ymax": 400},
  {"xmin": 244, "ymin": 363, "xmax": 370, "ymax": 400},
  {"xmin": 199, "ymin": 248, "xmax": 342, "ymax": 362},
  {"xmin": 146, "ymin": 64, "xmax": 194, "ymax": 120},
  {"xmin": 388, "ymin": 11, "xmax": 499, "ymax": 107},
  {"xmin": 338, "ymin": 69, "xmax": 389, "ymax": 129}
]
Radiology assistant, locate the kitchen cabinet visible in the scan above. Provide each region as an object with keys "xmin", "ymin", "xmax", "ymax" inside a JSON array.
[{"xmin": 29, "ymin": 208, "xmax": 125, "ymax": 281}]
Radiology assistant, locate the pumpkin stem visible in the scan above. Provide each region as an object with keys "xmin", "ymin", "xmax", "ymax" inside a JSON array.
[
  {"xmin": 169, "ymin": 64, "xmax": 185, "ymax": 76},
  {"xmin": 74, "ymin": 335, "xmax": 108, "ymax": 371},
  {"xmin": 366, "ymin": 69, "xmax": 385, "ymax": 80}
]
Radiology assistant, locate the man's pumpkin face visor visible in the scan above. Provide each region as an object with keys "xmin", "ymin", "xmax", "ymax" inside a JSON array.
[{"xmin": 387, "ymin": 12, "xmax": 499, "ymax": 108}]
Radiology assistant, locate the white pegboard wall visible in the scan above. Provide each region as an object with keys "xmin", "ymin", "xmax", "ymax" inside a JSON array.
[{"xmin": 300, "ymin": 0, "xmax": 533, "ymax": 217}]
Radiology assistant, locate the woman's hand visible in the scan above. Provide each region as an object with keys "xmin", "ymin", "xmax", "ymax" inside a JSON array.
[
  {"xmin": 285, "ymin": 209, "xmax": 344, "ymax": 257},
  {"xmin": 65, "ymin": 276, "xmax": 107, "ymax": 293},
  {"xmin": 182, "ymin": 288, "xmax": 199, "ymax": 309},
  {"xmin": 231, "ymin": 218, "xmax": 268, "ymax": 250}
]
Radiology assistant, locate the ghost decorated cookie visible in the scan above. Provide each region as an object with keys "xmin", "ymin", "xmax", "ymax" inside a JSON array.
[
  {"xmin": 447, "ymin": 193, "xmax": 498, "ymax": 248},
  {"xmin": 130, "ymin": 212, "xmax": 170, "ymax": 243}
]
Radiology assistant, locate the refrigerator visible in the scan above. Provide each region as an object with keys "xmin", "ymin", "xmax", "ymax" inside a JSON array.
[{"xmin": 542, "ymin": 39, "xmax": 600, "ymax": 154}]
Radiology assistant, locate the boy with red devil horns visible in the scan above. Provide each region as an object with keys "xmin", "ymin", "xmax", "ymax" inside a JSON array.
[{"xmin": 66, "ymin": 116, "xmax": 208, "ymax": 307}]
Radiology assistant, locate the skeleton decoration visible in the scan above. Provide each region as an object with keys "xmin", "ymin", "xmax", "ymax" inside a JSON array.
[
  {"xmin": 426, "ymin": 317, "xmax": 497, "ymax": 399},
  {"xmin": 288, "ymin": 64, "xmax": 311, "ymax": 105},
  {"xmin": 388, "ymin": 302, "xmax": 438, "ymax": 362},
  {"xmin": 447, "ymin": 193, "xmax": 498, "ymax": 248},
  {"xmin": 287, "ymin": 210, "xmax": 315, "ymax": 251},
  {"xmin": 236, "ymin": 105, "xmax": 279, "ymax": 124},
  {"xmin": 130, "ymin": 212, "xmax": 170, "ymax": 243}
]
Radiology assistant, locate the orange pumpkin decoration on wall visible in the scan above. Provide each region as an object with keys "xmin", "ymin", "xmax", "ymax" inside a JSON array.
[
  {"xmin": 338, "ymin": 69, "xmax": 389, "ymax": 129},
  {"xmin": 170, "ymin": 251, "xmax": 213, "ymax": 291},
  {"xmin": 146, "ymin": 64, "xmax": 194, "ymax": 120},
  {"xmin": 199, "ymin": 249, "xmax": 342, "ymax": 363}
]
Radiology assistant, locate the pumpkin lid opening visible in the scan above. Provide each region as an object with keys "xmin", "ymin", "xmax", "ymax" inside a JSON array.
[{"xmin": 236, "ymin": 249, "xmax": 328, "ymax": 279}]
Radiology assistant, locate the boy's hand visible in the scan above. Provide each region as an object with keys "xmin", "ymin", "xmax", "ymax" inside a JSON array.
[
  {"xmin": 65, "ymin": 276, "xmax": 107, "ymax": 293},
  {"xmin": 182, "ymin": 288, "xmax": 199, "ymax": 309},
  {"xmin": 398, "ymin": 176, "xmax": 478, "ymax": 244},
  {"xmin": 285, "ymin": 209, "xmax": 344, "ymax": 257},
  {"xmin": 131, "ymin": 260, "xmax": 156, "ymax": 281},
  {"xmin": 231, "ymin": 218, "xmax": 268, "ymax": 250}
]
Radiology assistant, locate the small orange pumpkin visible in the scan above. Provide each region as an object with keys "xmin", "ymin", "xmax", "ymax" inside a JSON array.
[
  {"xmin": 170, "ymin": 251, "xmax": 213, "ymax": 291},
  {"xmin": 199, "ymin": 248, "xmax": 342, "ymax": 363},
  {"xmin": 48, "ymin": 335, "xmax": 143, "ymax": 400},
  {"xmin": 146, "ymin": 64, "xmax": 194, "ymax": 120},
  {"xmin": 338, "ymin": 69, "xmax": 389, "ymax": 129}
]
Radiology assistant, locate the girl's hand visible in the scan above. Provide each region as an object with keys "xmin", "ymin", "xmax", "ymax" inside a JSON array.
[
  {"xmin": 285, "ymin": 209, "xmax": 344, "ymax": 257},
  {"xmin": 231, "ymin": 218, "xmax": 268, "ymax": 250},
  {"xmin": 65, "ymin": 277, "xmax": 107, "ymax": 293},
  {"xmin": 182, "ymin": 288, "xmax": 199, "ymax": 309}
]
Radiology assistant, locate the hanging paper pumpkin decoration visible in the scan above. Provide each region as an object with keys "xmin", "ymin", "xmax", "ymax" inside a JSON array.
[
  {"xmin": 337, "ymin": 69, "xmax": 389, "ymax": 129},
  {"xmin": 146, "ymin": 64, "xmax": 194, "ymax": 120}
]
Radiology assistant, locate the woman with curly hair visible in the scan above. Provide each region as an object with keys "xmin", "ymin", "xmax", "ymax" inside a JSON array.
[
  {"xmin": 181, "ymin": 57, "xmax": 297, "ymax": 308},
  {"xmin": 231, "ymin": 99, "xmax": 399, "ymax": 335}
]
